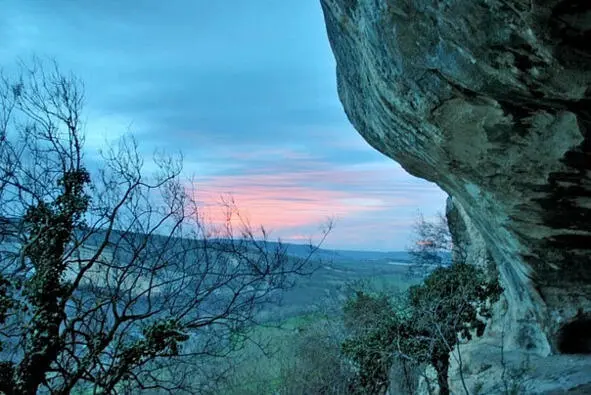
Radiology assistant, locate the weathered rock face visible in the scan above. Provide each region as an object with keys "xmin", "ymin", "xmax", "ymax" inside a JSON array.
[{"xmin": 320, "ymin": 0, "xmax": 591, "ymax": 356}]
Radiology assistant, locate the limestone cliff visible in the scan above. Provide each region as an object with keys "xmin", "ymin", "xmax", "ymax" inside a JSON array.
[{"xmin": 319, "ymin": 0, "xmax": 591, "ymax": 366}]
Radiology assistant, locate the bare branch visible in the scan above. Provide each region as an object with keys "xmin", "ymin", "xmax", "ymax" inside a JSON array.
[{"xmin": 0, "ymin": 60, "xmax": 329, "ymax": 394}]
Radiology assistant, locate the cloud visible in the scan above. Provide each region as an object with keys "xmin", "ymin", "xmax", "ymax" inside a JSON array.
[
  {"xmin": 190, "ymin": 174, "xmax": 394, "ymax": 230},
  {"xmin": 2, "ymin": 0, "xmax": 448, "ymax": 250},
  {"xmin": 185, "ymin": 157, "xmax": 446, "ymax": 250},
  {"xmin": 2, "ymin": 0, "xmax": 339, "ymax": 149}
]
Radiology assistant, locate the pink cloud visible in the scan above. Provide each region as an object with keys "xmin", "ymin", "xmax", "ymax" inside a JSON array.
[
  {"xmin": 187, "ymin": 164, "xmax": 420, "ymax": 228},
  {"xmin": 284, "ymin": 234, "xmax": 314, "ymax": 241},
  {"xmin": 189, "ymin": 177, "xmax": 400, "ymax": 232},
  {"xmin": 183, "ymin": 157, "xmax": 447, "ymax": 250}
]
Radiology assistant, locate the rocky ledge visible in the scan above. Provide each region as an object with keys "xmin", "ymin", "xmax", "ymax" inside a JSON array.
[{"xmin": 320, "ymin": 0, "xmax": 591, "ymax": 390}]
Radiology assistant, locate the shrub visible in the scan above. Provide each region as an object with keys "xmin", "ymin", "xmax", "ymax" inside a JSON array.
[{"xmin": 341, "ymin": 263, "xmax": 501, "ymax": 395}]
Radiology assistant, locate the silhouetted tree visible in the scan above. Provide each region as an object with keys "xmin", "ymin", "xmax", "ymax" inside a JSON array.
[{"xmin": 0, "ymin": 60, "xmax": 330, "ymax": 394}]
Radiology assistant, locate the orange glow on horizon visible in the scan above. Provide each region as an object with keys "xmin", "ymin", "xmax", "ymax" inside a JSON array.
[{"xmin": 186, "ymin": 171, "xmax": 414, "ymax": 233}]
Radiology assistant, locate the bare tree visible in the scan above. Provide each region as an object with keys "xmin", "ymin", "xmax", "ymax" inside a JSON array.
[
  {"xmin": 0, "ymin": 60, "xmax": 331, "ymax": 394},
  {"xmin": 407, "ymin": 212, "xmax": 453, "ymax": 276}
]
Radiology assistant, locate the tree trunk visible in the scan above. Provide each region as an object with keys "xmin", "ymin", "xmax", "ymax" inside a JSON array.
[
  {"xmin": 14, "ymin": 292, "xmax": 63, "ymax": 394},
  {"xmin": 433, "ymin": 352, "xmax": 450, "ymax": 395}
]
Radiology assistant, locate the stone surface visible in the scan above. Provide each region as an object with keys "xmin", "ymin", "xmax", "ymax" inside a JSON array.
[
  {"xmin": 320, "ymin": 0, "xmax": 591, "ymax": 391},
  {"xmin": 320, "ymin": 0, "xmax": 591, "ymax": 354},
  {"xmin": 443, "ymin": 342, "xmax": 591, "ymax": 394}
]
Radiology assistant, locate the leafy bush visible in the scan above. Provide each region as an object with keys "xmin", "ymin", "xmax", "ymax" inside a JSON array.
[{"xmin": 341, "ymin": 263, "xmax": 502, "ymax": 395}]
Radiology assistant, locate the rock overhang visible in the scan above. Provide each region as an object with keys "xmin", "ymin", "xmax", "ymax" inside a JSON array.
[{"xmin": 320, "ymin": 0, "xmax": 591, "ymax": 354}]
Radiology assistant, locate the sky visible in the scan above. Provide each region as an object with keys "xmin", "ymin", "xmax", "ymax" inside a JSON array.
[{"xmin": 1, "ymin": 0, "xmax": 447, "ymax": 251}]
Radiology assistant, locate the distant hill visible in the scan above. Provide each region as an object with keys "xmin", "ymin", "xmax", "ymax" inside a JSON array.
[
  {"xmin": 226, "ymin": 239, "xmax": 414, "ymax": 264},
  {"xmin": 0, "ymin": 225, "xmax": 442, "ymax": 324},
  {"xmin": 1, "ymin": 218, "xmax": 439, "ymax": 266},
  {"xmin": 327, "ymin": 249, "xmax": 412, "ymax": 263}
]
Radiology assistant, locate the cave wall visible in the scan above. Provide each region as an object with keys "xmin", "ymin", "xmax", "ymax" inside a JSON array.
[{"xmin": 319, "ymin": 0, "xmax": 591, "ymax": 354}]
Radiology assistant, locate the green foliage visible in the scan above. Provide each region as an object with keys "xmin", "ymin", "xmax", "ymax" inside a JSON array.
[
  {"xmin": 343, "ymin": 291, "xmax": 396, "ymax": 335},
  {"xmin": 22, "ymin": 169, "xmax": 91, "ymax": 304},
  {"xmin": 407, "ymin": 263, "xmax": 501, "ymax": 394},
  {"xmin": 341, "ymin": 263, "xmax": 502, "ymax": 395},
  {"xmin": 121, "ymin": 320, "xmax": 189, "ymax": 366},
  {"xmin": 341, "ymin": 291, "xmax": 408, "ymax": 394},
  {"xmin": 0, "ymin": 275, "xmax": 14, "ymax": 329},
  {"xmin": 408, "ymin": 262, "xmax": 502, "ymax": 342}
]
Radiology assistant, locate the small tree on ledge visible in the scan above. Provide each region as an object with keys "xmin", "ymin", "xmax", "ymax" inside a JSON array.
[
  {"xmin": 342, "ymin": 263, "xmax": 502, "ymax": 395},
  {"xmin": 406, "ymin": 262, "xmax": 502, "ymax": 395}
]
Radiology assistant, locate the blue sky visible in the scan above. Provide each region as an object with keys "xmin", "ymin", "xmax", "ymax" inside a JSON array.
[{"xmin": 1, "ymin": 0, "xmax": 447, "ymax": 251}]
